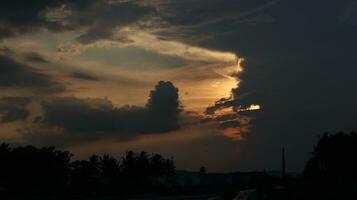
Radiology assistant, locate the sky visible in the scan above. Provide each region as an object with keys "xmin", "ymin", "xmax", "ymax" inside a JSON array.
[{"xmin": 0, "ymin": 0, "xmax": 357, "ymax": 172}]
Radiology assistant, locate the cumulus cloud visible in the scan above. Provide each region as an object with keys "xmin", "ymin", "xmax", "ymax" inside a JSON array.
[{"xmin": 22, "ymin": 81, "xmax": 182, "ymax": 146}]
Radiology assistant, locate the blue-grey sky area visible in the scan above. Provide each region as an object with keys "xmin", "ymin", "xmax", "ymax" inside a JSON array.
[{"xmin": 0, "ymin": 0, "xmax": 356, "ymax": 172}]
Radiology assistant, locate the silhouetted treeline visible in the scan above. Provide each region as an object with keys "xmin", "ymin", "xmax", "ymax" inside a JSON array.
[
  {"xmin": 286, "ymin": 131, "xmax": 357, "ymax": 200},
  {"xmin": 1, "ymin": 131, "xmax": 356, "ymax": 199},
  {"xmin": 0, "ymin": 144, "xmax": 71, "ymax": 195},
  {"xmin": 303, "ymin": 131, "xmax": 357, "ymax": 199},
  {"xmin": 0, "ymin": 143, "xmax": 175, "ymax": 196}
]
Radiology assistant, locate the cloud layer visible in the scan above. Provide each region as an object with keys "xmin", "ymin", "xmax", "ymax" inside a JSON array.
[{"xmin": 22, "ymin": 81, "xmax": 182, "ymax": 146}]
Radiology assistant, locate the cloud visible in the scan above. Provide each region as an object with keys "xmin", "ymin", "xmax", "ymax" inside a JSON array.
[
  {"xmin": 192, "ymin": 0, "xmax": 357, "ymax": 171},
  {"xmin": 0, "ymin": 55, "xmax": 52, "ymax": 87},
  {"xmin": 2, "ymin": 0, "xmax": 357, "ymax": 172},
  {"xmin": 0, "ymin": 97, "xmax": 31, "ymax": 123},
  {"xmin": 23, "ymin": 52, "xmax": 48, "ymax": 63},
  {"xmin": 32, "ymin": 85, "xmax": 67, "ymax": 95},
  {"xmin": 0, "ymin": 54, "xmax": 66, "ymax": 94},
  {"xmin": 61, "ymin": 30, "xmax": 239, "ymax": 66},
  {"xmin": 141, "ymin": 0, "xmax": 279, "ymax": 44},
  {"xmin": 72, "ymin": 1, "xmax": 154, "ymax": 44},
  {"xmin": 22, "ymin": 81, "xmax": 182, "ymax": 146},
  {"xmin": 71, "ymin": 72, "xmax": 99, "ymax": 81},
  {"xmin": 0, "ymin": 0, "xmax": 154, "ymax": 41},
  {"xmin": 125, "ymin": 31, "xmax": 238, "ymax": 63},
  {"xmin": 0, "ymin": 27, "xmax": 13, "ymax": 39},
  {"xmin": 0, "ymin": 0, "xmax": 71, "ymax": 39},
  {"xmin": 134, "ymin": 0, "xmax": 357, "ymax": 171},
  {"xmin": 146, "ymin": 81, "xmax": 181, "ymax": 132}
]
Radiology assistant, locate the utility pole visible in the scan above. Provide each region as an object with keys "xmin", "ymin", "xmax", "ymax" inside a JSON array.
[
  {"xmin": 282, "ymin": 147, "xmax": 286, "ymax": 183},
  {"xmin": 282, "ymin": 146, "xmax": 287, "ymax": 197}
]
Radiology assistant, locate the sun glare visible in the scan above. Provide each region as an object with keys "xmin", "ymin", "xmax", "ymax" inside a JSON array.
[{"xmin": 246, "ymin": 104, "xmax": 261, "ymax": 111}]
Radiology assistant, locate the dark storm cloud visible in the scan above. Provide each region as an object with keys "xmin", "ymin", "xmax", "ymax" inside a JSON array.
[
  {"xmin": 341, "ymin": 1, "xmax": 357, "ymax": 26},
  {"xmin": 0, "ymin": 0, "xmax": 71, "ymax": 39},
  {"xmin": 148, "ymin": 0, "xmax": 357, "ymax": 171},
  {"xmin": 148, "ymin": 0, "xmax": 279, "ymax": 44},
  {"xmin": 0, "ymin": 97, "xmax": 31, "ymax": 123},
  {"xmin": 23, "ymin": 81, "xmax": 181, "ymax": 146},
  {"xmin": 0, "ymin": 0, "xmax": 154, "ymax": 40},
  {"xmin": 198, "ymin": 0, "xmax": 357, "ymax": 171}
]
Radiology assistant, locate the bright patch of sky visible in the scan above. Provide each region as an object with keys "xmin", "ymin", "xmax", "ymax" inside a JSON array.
[{"xmin": 80, "ymin": 46, "xmax": 187, "ymax": 70}]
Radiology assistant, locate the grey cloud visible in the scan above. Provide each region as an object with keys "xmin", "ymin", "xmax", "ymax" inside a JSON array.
[
  {"xmin": 23, "ymin": 81, "xmax": 181, "ymax": 146},
  {"xmin": 0, "ymin": 55, "xmax": 66, "ymax": 94},
  {"xmin": 71, "ymin": 72, "xmax": 99, "ymax": 81},
  {"xmin": 155, "ymin": 0, "xmax": 278, "ymax": 25},
  {"xmin": 66, "ymin": 1, "xmax": 155, "ymax": 44},
  {"xmin": 23, "ymin": 52, "xmax": 48, "ymax": 63},
  {"xmin": 21, "ymin": 128, "xmax": 102, "ymax": 148},
  {"xmin": 0, "ymin": 55, "xmax": 53, "ymax": 87},
  {"xmin": 341, "ymin": 1, "xmax": 357, "ymax": 26},
  {"xmin": 219, "ymin": 120, "xmax": 241, "ymax": 129},
  {"xmin": 0, "ymin": 97, "xmax": 31, "ymax": 123},
  {"xmin": 0, "ymin": 0, "xmax": 72, "ymax": 39},
  {"xmin": 201, "ymin": 113, "xmax": 243, "ymax": 130},
  {"xmin": 0, "ymin": 27, "xmax": 14, "ymax": 40},
  {"xmin": 32, "ymin": 85, "xmax": 67, "ymax": 95},
  {"xmin": 0, "ymin": 46, "xmax": 13, "ymax": 55},
  {"xmin": 147, "ymin": 0, "xmax": 279, "ymax": 44},
  {"xmin": 0, "ymin": 0, "xmax": 154, "ymax": 41}
]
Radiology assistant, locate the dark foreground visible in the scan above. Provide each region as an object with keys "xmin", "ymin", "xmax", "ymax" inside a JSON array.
[{"xmin": 1, "ymin": 131, "xmax": 357, "ymax": 199}]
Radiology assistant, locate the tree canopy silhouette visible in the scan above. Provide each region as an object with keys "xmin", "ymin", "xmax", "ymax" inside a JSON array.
[
  {"xmin": 303, "ymin": 131, "xmax": 357, "ymax": 200},
  {"xmin": 0, "ymin": 143, "xmax": 72, "ymax": 194},
  {"xmin": 0, "ymin": 143, "xmax": 176, "ymax": 196}
]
